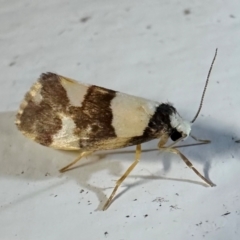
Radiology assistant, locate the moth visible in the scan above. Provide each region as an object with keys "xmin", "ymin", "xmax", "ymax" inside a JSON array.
[{"xmin": 16, "ymin": 49, "xmax": 217, "ymax": 210}]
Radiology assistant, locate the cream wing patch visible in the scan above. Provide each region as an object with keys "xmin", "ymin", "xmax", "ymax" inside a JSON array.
[
  {"xmin": 111, "ymin": 92, "xmax": 158, "ymax": 137},
  {"xmin": 51, "ymin": 115, "xmax": 80, "ymax": 150},
  {"xmin": 30, "ymin": 81, "xmax": 43, "ymax": 104},
  {"xmin": 59, "ymin": 76, "xmax": 90, "ymax": 107}
]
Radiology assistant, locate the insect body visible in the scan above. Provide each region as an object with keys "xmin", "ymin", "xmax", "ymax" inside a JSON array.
[{"xmin": 16, "ymin": 50, "xmax": 217, "ymax": 210}]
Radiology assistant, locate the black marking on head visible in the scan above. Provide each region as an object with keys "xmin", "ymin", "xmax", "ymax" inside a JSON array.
[
  {"xmin": 127, "ymin": 103, "xmax": 177, "ymax": 146},
  {"xmin": 170, "ymin": 129, "xmax": 182, "ymax": 141}
]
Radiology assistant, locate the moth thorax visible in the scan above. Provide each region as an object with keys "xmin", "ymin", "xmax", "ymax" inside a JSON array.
[{"xmin": 169, "ymin": 112, "xmax": 191, "ymax": 141}]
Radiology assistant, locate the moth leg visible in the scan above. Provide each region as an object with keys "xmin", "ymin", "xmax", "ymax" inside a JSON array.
[
  {"xmin": 59, "ymin": 151, "xmax": 93, "ymax": 173},
  {"xmin": 158, "ymin": 134, "xmax": 169, "ymax": 148},
  {"xmin": 172, "ymin": 142, "xmax": 210, "ymax": 149},
  {"xmin": 190, "ymin": 134, "xmax": 211, "ymax": 144},
  {"xmin": 103, "ymin": 144, "xmax": 141, "ymax": 211},
  {"xmin": 166, "ymin": 147, "xmax": 215, "ymax": 187},
  {"xmin": 159, "ymin": 134, "xmax": 211, "ymax": 149}
]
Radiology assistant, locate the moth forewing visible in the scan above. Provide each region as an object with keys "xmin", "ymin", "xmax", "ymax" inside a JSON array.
[
  {"xmin": 16, "ymin": 49, "xmax": 217, "ymax": 210},
  {"xmin": 16, "ymin": 72, "xmax": 168, "ymax": 151}
]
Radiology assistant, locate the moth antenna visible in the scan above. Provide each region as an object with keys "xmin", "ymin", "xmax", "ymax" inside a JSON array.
[{"xmin": 191, "ymin": 48, "xmax": 218, "ymax": 123}]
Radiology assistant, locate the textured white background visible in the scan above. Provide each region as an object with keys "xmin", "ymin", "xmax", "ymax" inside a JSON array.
[{"xmin": 1, "ymin": 0, "xmax": 240, "ymax": 239}]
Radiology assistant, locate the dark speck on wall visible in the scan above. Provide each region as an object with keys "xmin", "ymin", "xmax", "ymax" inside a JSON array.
[
  {"xmin": 9, "ymin": 61, "xmax": 16, "ymax": 67},
  {"xmin": 183, "ymin": 9, "xmax": 191, "ymax": 15},
  {"xmin": 80, "ymin": 16, "xmax": 91, "ymax": 23}
]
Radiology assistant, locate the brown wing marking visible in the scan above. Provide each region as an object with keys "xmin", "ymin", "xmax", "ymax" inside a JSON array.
[{"xmin": 16, "ymin": 73, "xmax": 119, "ymax": 150}]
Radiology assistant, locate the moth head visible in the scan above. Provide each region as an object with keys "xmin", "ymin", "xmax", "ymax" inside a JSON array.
[
  {"xmin": 169, "ymin": 113, "xmax": 191, "ymax": 141},
  {"xmin": 168, "ymin": 48, "xmax": 218, "ymax": 142}
]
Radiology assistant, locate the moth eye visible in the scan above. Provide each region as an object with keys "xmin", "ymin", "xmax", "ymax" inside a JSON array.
[{"xmin": 170, "ymin": 129, "xmax": 182, "ymax": 141}]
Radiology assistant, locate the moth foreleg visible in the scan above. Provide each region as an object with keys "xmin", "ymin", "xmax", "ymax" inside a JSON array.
[
  {"xmin": 59, "ymin": 151, "xmax": 93, "ymax": 173},
  {"xmin": 159, "ymin": 134, "xmax": 211, "ymax": 149},
  {"xmin": 103, "ymin": 144, "xmax": 141, "ymax": 211},
  {"xmin": 158, "ymin": 134, "xmax": 169, "ymax": 148},
  {"xmin": 166, "ymin": 148, "xmax": 215, "ymax": 187},
  {"xmin": 190, "ymin": 134, "xmax": 211, "ymax": 144}
]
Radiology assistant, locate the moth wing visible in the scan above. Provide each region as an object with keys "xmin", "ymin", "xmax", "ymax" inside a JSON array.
[{"xmin": 16, "ymin": 73, "xmax": 159, "ymax": 151}]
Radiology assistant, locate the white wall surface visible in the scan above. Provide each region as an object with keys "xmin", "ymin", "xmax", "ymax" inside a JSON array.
[{"xmin": 1, "ymin": 1, "xmax": 240, "ymax": 239}]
